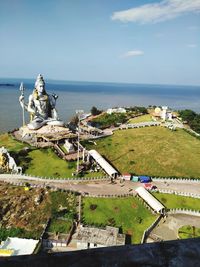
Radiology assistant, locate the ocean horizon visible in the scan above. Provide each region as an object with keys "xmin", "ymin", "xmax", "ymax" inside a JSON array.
[{"xmin": 0, "ymin": 78, "xmax": 200, "ymax": 133}]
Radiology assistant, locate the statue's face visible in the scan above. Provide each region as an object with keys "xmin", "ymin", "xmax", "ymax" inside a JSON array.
[{"xmin": 37, "ymin": 84, "xmax": 45, "ymax": 94}]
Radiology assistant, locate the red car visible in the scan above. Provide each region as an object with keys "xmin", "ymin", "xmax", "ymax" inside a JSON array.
[{"xmin": 143, "ymin": 183, "xmax": 157, "ymax": 191}]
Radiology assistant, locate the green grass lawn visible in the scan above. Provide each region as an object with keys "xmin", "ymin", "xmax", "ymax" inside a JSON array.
[
  {"xmin": 178, "ymin": 225, "xmax": 200, "ymax": 239},
  {"xmin": 128, "ymin": 114, "xmax": 153, "ymax": 123},
  {"xmin": 0, "ymin": 133, "xmax": 27, "ymax": 151},
  {"xmin": 84, "ymin": 127, "xmax": 200, "ymax": 178},
  {"xmin": 82, "ymin": 197, "xmax": 156, "ymax": 244},
  {"xmin": 23, "ymin": 148, "xmax": 76, "ymax": 178},
  {"xmin": 152, "ymin": 192, "xmax": 200, "ymax": 210},
  {"xmin": 23, "ymin": 148, "xmax": 105, "ymax": 178}
]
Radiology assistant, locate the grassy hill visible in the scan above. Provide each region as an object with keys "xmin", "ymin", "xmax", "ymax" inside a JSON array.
[
  {"xmin": 128, "ymin": 114, "xmax": 153, "ymax": 123},
  {"xmin": 84, "ymin": 127, "xmax": 200, "ymax": 178}
]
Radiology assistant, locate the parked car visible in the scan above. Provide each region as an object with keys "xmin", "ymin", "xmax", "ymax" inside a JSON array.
[
  {"xmin": 139, "ymin": 176, "xmax": 151, "ymax": 183},
  {"xmin": 143, "ymin": 183, "xmax": 157, "ymax": 191}
]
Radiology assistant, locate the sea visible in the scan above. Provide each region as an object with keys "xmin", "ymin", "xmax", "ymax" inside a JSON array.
[{"xmin": 0, "ymin": 78, "xmax": 200, "ymax": 133}]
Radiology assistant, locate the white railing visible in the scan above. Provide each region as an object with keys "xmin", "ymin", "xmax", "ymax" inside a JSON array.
[
  {"xmin": 0, "ymin": 173, "xmax": 110, "ymax": 182},
  {"xmin": 120, "ymin": 122, "xmax": 161, "ymax": 130},
  {"xmin": 83, "ymin": 193, "xmax": 135, "ymax": 198},
  {"xmin": 168, "ymin": 208, "xmax": 200, "ymax": 216},
  {"xmin": 152, "ymin": 177, "xmax": 200, "ymax": 183},
  {"xmin": 157, "ymin": 189, "xmax": 200, "ymax": 199}
]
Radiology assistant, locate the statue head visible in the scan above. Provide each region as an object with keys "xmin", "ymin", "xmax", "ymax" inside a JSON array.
[{"xmin": 35, "ymin": 74, "xmax": 46, "ymax": 94}]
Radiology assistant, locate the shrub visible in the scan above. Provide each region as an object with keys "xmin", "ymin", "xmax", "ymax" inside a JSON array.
[{"xmin": 90, "ymin": 204, "xmax": 97, "ymax": 210}]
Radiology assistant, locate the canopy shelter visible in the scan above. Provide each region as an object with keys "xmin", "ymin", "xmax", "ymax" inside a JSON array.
[
  {"xmin": 135, "ymin": 187, "xmax": 165, "ymax": 214},
  {"xmin": 88, "ymin": 149, "xmax": 118, "ymax": 178}
]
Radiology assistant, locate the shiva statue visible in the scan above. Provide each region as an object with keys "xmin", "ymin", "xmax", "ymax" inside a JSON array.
[{"xmin": 19, "ymin": 74, "xmax": 64, "ymax": 130}]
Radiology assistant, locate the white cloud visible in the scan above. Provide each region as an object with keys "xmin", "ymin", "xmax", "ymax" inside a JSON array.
[
  {"xmin": 111, "ymin": 0, "xmax": 200, "ymax": 24},
  {"xmin": 187, "ymin": 44, "xmax": 197, "ymax": 48},
  {"xmin": 121, "ymin": 50, "xmax": 144, "ymax": 58}
]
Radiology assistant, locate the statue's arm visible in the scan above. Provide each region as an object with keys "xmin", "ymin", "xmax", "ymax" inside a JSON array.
[
  {"xmin": 19, "ymin": 95, "xmax": 28, "ymax": 111},
  {"xmin": 27, "ymin": 95, "xmax": 36, "ymax": 114},
  {"xmin": 49, "ymin": 94, "xmax": 59, "ymax": 119}
]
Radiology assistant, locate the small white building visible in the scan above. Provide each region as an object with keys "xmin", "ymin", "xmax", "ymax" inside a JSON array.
[
  {"xmin": 107, "ymin": 108, "xmax": 126, "ymax": 115},
  {"xmin": 0, "ymin": 237, "xmax": 39, "ymax": 256},
  {"xmin": 64, "ymin": 139, "xmax": 74, "ymax": 153},
  {"xmin": 154, "ymin": 106, "xmax": 173, "ymax": 121},
  {"xmin": 122, "ymin": 173, "xmax": 132, "ymax": 181}
]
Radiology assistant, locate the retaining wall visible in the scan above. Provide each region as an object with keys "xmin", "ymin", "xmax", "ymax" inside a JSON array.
[{"xmin": 141, "ymin": 215, "xmax": 163, "ymax": 243}]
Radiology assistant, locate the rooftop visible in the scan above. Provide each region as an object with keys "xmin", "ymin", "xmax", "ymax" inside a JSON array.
[
  {"xmin": 73, "ymin": 226, "xmax": 125, "ymax": 246},
  {"xmin": 0, "ymin": 237, "xmax": 39, "ymax": 256}
]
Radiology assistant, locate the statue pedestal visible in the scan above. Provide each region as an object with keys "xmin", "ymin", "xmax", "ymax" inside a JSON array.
[{"xmin": 14, "ymin": 125, "xmax": 76, "ymax": 147}]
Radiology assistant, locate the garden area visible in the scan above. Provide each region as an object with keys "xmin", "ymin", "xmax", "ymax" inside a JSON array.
[
  {"xmin": 84, "ymin": 127, "xmax": 200, "ymax": 178},
  {"xmin": 178, "ymin": 225, "xmax": 200, "ymax": 239},
  {"xmin": 82, "ymin": 196, "xmax": 156, "ymax": 244},
  {"xmin": 46, "ymin": 191, "xmax": 77, "ymax": 235},
  {"xmin": 90, "ymin": 113, "xmax": 127, "ymax": 129}
]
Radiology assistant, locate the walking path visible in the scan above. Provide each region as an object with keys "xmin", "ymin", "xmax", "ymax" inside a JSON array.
[{"xmin": 147, "ymin": 214, "xmax": 200, "ymax": 242}]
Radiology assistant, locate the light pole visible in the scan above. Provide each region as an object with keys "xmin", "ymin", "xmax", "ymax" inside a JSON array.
[{"xmin": 76, "ymin": 110, "xmax": 84, "ymax": 174}]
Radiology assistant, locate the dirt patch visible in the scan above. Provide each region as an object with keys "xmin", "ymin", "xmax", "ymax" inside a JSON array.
[
  {"xmin": 132, "ymin": 203, "xmax": 138, "ymax": 209},
  {"xmin": 126, "ymin": 229, "xmax": 133, "ymax": 235}
]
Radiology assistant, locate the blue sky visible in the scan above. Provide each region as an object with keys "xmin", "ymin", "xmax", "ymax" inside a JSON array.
[{"xmin": 0, "ymin": 0, "xmax": 199, "ymax": 85}]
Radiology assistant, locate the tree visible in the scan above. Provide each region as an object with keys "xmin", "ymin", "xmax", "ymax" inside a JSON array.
[
  {"xmin": 91, "ymin": 106, "xmax": 101, "ymax": 116},
  {"xmin": 190, "ymin": 115, "xmax": 200, "ymax": 134},
  {"xmin": 179, "ymin": 109, "xmax": 196, "ymax": 122},
  {"xmin": 136, "ymin": 106, "xmax": 148, "ymax": 114}
]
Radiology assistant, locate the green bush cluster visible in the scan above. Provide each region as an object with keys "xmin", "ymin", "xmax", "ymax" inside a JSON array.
[
  {"xmin": 91, "ymin": 113, "xmax": 127, "ymax": 129},
  {"xmin": 0, "ymin": 227, "xmax": 41, "ymax": 241},
  {"xmin": 179, "ymin": 109, "xmax": 200, "ymax": 134}
]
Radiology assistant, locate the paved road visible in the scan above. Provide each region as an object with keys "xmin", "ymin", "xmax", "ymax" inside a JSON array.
[
  {"xmin": 152, "ymin": 180, "xmax": 200, "ymax": 195},
  {"xmin": 0, "ymin": 174, "xmax": 136, "ymax": 195},
  {"xmin": 0, "ymin": 174, "xmax": 200, "ymax": 196}
]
